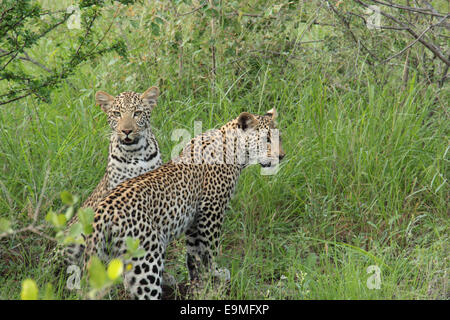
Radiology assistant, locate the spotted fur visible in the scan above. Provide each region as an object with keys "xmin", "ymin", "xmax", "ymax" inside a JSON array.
[
  {"xmin": 83, "ymin": 109, "xmax": 285, "ymax": 299},
  {"xmin": 55, "ymin": 87, "xmax": 162, "ymax": 266}
]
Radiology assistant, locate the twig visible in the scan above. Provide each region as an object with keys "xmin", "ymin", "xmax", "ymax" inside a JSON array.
[
  {"xmin": 89, "ymin": 7, "xmax": 121, "ymax": 55},
  {"xmin": 0, "ymin": 49, "xmax": 52, "ymax": 73},
  {"xmin": 228, "ymin": 10, "xmax": 335, "ymax": 27},
  {"xmin": 325, "ymin": 0, "xmax": 379, "ymax": 65},
  {"xmin": 438, "ymin": 53, "xmax": 450, "ymax": 88},
  {"xmin": 1, "ymin": 14, "xmax": 71, "ymax": 72},
  {"xmin": 288, "ymin": 2, "xmax": 325, "ymax": 61},
  {"xmin": 381, "ymin": 15, "xmax": 448, "ymax": 64},
  {"xmin": 369, "ymin": 0, "xmax": 447, "ymax": 18},
  {"xmin": 72, "ymin": 11, "xmax": 99, "ymax": 63},
  {"xmin": 178, "ymin": 2, "xmax": 207, "ymax": 17},
  {"xmin": 169, "ymin": 0, "xmax": 178, "ymax": 16},
  {"xmin": 347, "ymin": 12, "xmax": 408, "ymax": 30},
  {"xmin": 21, "ymin": 51, "xmax": 52, "ymax": 73},
  {"xmin": 354, "ymin": 0, "xmax": 450, "ymax": 67},
  {"xmin": 421, "ymin": 0, "xmax": 444, "ymax": 17},
  {"xmin": 0, "ymin": 225, "xmax": 55, "ymax": 242},
  {"xmin": 0, "ymin": 91, "xmax": 33, "ymax": 105},
  {"xmin": 0, "ymin": 7, "xmax": 14, "ymax": 24}
]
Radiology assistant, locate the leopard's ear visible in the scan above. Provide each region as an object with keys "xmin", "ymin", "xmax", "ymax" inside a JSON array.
[
  {"xmin": 237, "ymin": 112, "xmax": 258, "ymax": 131},
  {"xmin": 264, "ymin": 108, "xmax": 277, "ymax": 120},
  {"xmin": 141, "ymin": 86, "xmax": 159, "ymax": 110},
  {"xmin": 95, "ymin": 91, "xmax": 115, "ymax": 113}
]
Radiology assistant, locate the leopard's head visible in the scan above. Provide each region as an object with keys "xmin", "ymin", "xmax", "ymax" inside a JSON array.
[
  {"xmin": 232, "ymin": 108, "xmax": 285, "ymax": 169},
  {"xmin": 95, "ymin": 87, "xmax": 159, "ymax": 145}
]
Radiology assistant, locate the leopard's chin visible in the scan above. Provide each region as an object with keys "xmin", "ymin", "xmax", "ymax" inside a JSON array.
[
  {"xmin": 260, "ymin": 156, "xmax": 284, "ymax": 168},
  {"xmin": 120, "ymin": 137, "xmax": 139, "ymax": 145},
  {"xmin": 260, "ymin": 162, "xmax": 272, "ymax": 168}
]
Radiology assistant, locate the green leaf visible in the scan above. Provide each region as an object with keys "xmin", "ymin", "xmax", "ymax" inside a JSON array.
[
  {"xmin": 65, "ymin": 206, "xmax": 74, "ymax": 221},
  {"xmin": 43, "ymin": 283, "xmax": 54, "ymax": 300},
  {"xmin": 21, "ymin": 279, "xmax": 39, "ymax": 300},
  {"xmin": 125, "ymin": 238, "xmax": 145, "ymax": 258},
  {"xmin": 132, "ymin": 248, "xmax": 146, "ymax": 258},
  {"xmin": 45, "ymin": 210, "xmax": 55, "ymax": 223},
  {"xmin": 0, "ymin": 218, "xmax": 12, "ymax": 233},
  {"xmin": 126, "ymin": 237, "xmax": 140, "ymax": 252},
  {"xmin": 57, "ymin": 214, "xmax": 67, "ymax": 227},
  {"xmin": 88, "ymin": 256, "xmax": 108, "ymax": 290},
  {"xmin": 78, "ymin": 207, "xmax": 95, "ymax": 235},
  {"xmin": 107, "ymin": 259, "xmax": 124, "ymax": 281},
  {"xmin": 60, "ymin": 191, "xmax": 74, "ymax": 206},
  {"xmin": 83, "ymin": 224, "xmax": 93, "ymax": 235},
  {"xmin": 55, "ymin": 230, "xmax": 65, "ymax": 243},
  {"xmin": 69, "ymin": 222, "xmax": 83, "ymax": 238},
  {"xmin": 46, "ymin": 210, "xmax": 67, "ymax": 229},
  {"xmin": 62, "ymin": 235, "xmax": 75, "ymax": 244},
  {"xmin": 78, "ymin": 207, "xmax": 94, "ymax": 225},
  {"xmin": 63, "ymin": 222, "xmax": 84, "ymax": 245}
]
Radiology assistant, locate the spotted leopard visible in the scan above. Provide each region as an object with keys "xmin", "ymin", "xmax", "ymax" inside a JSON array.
[
  {"xmin": 56, "ymin": 87, "xmax": 162, "ymax": 266},
  {"xmin": 82, "ymin": 109, "xmax": 285, "ymax": 299}
]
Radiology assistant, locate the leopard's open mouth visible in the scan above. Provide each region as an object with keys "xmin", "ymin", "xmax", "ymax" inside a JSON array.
[
  {"xmin": 260, "ymin": 155, "xmax": 284, "ymax": 168},
  {"xmin": 121, "ymin": 137, "xmax": 139, "ymax": 145}
]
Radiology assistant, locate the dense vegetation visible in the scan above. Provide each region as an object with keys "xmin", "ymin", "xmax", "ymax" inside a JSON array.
[{"xmin": 0, "ymin": 0, "xmax": 448, "ymax": 299}]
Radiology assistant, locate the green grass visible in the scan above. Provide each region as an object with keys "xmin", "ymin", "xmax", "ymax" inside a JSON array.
[{"xmin": 0, "ymin": 1, "xmax": 448, "ymax": 300}]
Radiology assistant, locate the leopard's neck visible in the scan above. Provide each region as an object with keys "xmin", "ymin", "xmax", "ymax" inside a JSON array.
[{"xmin": 106, "ymin": 128, "xmax": 162, "ymax": 190}]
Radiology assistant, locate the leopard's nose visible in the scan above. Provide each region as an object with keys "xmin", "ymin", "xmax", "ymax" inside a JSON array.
[{"xmin": 122, "ymin": 129, "xmax": 132, "ymax": 135}]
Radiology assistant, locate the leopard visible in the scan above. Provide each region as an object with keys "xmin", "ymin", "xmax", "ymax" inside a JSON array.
[
  {"xmin": 83, "ymin": 108, "xmax": 285, "ymax": 299},
  {"xmin": 54, "ymin": 86, "xmax": 163, "ymax": 267}
]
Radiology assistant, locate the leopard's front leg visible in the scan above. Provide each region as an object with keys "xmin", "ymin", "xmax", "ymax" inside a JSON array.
[{"xmin": 185, "ymin": 200, "xmax": 230, "ymax": 282}]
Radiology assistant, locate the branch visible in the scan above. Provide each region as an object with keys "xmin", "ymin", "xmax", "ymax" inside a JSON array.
[
  {"xmin": 353, "ymin": 0, "xmax": 450, "ymax": 67},
  {"xmin": 176, "ymin": 2, "xmax": 207, "ymax": 17},
  {"xmin": 421, "ymin": 0, "xmax": 441, "ymax": 17},
  {"xmin": 0, "ymin": 91, "xmax": 33, "ymax": 105},
  {"xmin": 0, "ymin": 225, "xmax": 55, "ymax": 242},
  {"xmin": 0, "ymin": 48, "xmax": 52, "ymax": 73},
  {"xmin": 72, "ymin": 11, "xmax": 99, "ymax": 63},
  {"xmin": 369, "ymin": 0, "xmax": 447, "ymax": 18},
  {"xmin": 438, "ymin": 53, "xmax": 450, "ymax": 88},
  {"xmin": 325, "ymin": 0, "xmax": 379, "ymax": 65},
  {"xmin": 382, "ymin": 15, "xmax": 449, "ymax": 64},
  {"xmin": 228, "ymin": 10, "xmax": 335, "ymax": 27},
  {"xmin": 288, "ymin": 2, "xmax": 325, "ymax": 61},
  {"xmin": 1, "ymin": 13, "xmax": 71, "ymax": 72},
  {"xmin": 347, "ymin": 12, "xmax": 408, "ymax": 30},
  {"xmin": 89, "ymin": 7, "xmax": 121, "ymax": 55}
]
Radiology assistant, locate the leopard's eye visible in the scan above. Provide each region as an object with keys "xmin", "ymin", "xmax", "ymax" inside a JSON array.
[
  {"xmin": 134, "ymin": 111, "xmax": 143, "ymax": 117},
  {"xmin": 113, "ymin": 111, "xmax": 121, "ymax": 117}
]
